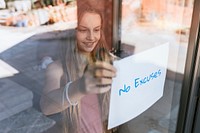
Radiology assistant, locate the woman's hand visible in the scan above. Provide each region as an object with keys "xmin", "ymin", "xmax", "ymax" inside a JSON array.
[{"xmin": 80, "ymin": 61, "xmax": 117, "ymax": 94}]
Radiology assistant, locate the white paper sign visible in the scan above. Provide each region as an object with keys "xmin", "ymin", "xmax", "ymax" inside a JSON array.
[{"xmin": 108, "ymin": 43, "xmax": 169, "ymax": 129}]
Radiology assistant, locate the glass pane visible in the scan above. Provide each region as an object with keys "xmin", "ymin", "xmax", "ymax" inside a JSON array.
[
  {"xmin": 119, "ymin": 0, "xmax": 194, "ymax": 133},
  {"xmin": 0, "ymin": 0, "xmax": 195, "ymax": 133},
  {"xmin": 0, "ymin": 0, "xmax": 114, "ymax": 133},
  {"xmin": 0, "ymin": 1, "xmax": 78, "ymax": 133}
]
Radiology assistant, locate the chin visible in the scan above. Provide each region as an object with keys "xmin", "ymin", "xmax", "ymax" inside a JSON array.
[
  {"xmin": 83, "ymin": 46, "xmax": 96, "ymax": 53},
  {"xmin": 78, "ymin": 43, "xmax": 97, "ymax": 53},
  {"xmin": 78, "ymin": 47, "xmax": 94, "ymax": 53}
]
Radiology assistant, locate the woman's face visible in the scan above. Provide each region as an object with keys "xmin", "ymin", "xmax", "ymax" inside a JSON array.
[{"xmin": 76, "ymin": 12, "xmax": 101, "ymax": 53}]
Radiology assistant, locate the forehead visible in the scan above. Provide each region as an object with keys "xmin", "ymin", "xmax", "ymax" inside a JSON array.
[{"xmin": 78, "ymin": 12, "xmax": 101, "ymax": 27}]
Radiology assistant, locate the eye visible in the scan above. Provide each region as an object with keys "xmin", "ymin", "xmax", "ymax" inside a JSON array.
[
  {"xmin": 94, "ymin": 28, "xmax": 100, "ymax": 33},
  {"xmin": 78, "ymin": 29, "xmax": 87, "ymax": 33},
  {"xmin": 78, "ymin": 28, "xmax": 88, "ymax": 33}
]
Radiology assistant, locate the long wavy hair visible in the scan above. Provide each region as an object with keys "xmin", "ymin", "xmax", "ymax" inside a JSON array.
[{"xmin": 60, "ymin": 5, "xmax": 113, "ymax": 133}]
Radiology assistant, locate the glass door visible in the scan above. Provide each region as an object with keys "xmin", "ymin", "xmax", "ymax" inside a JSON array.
[
  {"xmin": 0, "ymin": 0, "xmax": 199, "ymax": 133},
  {"xmin": 112, "ymin": 0, "xmax": 198, "ymax": 133}
]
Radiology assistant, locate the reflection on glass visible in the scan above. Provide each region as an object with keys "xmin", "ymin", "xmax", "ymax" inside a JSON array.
[
  {"xmin": 1, "ymin": 0, "xmax": 116, "ymax": 132},
  {"xmin": 0, "ymin": 0, "xmax": 195, "ymax": 133},
  {"xmin": 120, "ymin": 0, "xmax": 194, "ymax": 133},
  {"xmin": 40, "ymin": 1, "xmax": 115, "ymax": 133}
]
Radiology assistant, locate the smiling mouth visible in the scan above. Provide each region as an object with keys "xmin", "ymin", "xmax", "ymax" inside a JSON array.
[{"xmin": 83, "ymin": 42, "xmax": 96, "ymax": 47}]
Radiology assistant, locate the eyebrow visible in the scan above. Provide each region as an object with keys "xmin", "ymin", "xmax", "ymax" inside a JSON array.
[{"xmin": 78, "ymin": 25, "xmax": 101, "ymax": 29}]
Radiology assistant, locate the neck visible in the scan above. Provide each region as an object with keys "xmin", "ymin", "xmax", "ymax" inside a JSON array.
[
  {"xmin": 77, "ymin": 49, "xmax": 91, "ymax": 59},
  {"xmin": 79, "ymin": 51, "xmax": 90, "ymax": 56}
]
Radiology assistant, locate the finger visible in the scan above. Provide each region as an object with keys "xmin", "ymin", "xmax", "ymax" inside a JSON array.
[
  {"xmin": 96, "ymin": 77, "xmax": 113, "ymax": 85},
  {"xmin": 98, "ymin": 85, "xmax": 111, "ymax": 93},
  {"xmin": 92, "ymin": 85, "xmax": 111, "ymax": 94},
  {"xmin": 94, "ymin": 69, "xmax": 116, "ymax": 78},
  {"xmin": 95, "ymin": 61, "xmax": 117, "ymax": 72}
]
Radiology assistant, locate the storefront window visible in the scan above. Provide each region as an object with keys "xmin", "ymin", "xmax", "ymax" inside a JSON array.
[
  {"xmin": 0, "ymin": 0, "xmax": 195, "ymax": 133},
  {"xmin": 119, "ymin": 0, "xmax": 194, "ymax": 132}
]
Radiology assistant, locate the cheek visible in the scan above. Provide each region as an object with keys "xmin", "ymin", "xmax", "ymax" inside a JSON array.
[
  {"xmin": 77, "ymin": 33, "xmax": 86, "ymax": 41},
  {"xmin": 95, "ymin": 32, "xmax": 101, "ymax": 40}
]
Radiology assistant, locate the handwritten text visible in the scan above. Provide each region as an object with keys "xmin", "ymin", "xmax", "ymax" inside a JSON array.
[
  {"xmin": 118, "ymin": 69, "xmax": 162, "ymax": 96},
  {"xmin": 119, "ymin": 84, "xmax": 131, "ymax": 96},
  {"xmin": 134, "ymin": 69, "xmax": 161, "ymax": 88}
]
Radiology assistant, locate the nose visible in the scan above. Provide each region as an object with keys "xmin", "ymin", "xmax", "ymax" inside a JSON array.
[{"xmin": 86, "ymin": 31, "xmax": 95, "ymax": 41}]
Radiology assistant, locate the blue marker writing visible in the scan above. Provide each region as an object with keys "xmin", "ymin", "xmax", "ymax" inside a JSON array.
[
  {"xmin": 119, "ymin": 84, "xmax": 131, "ymax": 96},
  {"xmin": 134, "ymin": 69, "xmax": 162, "ymax": 88}
]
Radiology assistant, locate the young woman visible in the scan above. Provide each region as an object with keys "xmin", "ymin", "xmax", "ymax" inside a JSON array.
[{"xmin": 40, "ymin": 6, "xmax": 117, "ymax": 133}]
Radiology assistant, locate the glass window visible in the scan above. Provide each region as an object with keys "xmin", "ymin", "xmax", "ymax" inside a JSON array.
[
  {"xmin": 0, "ymin": 0, "xmax": 196, "ymax": 133},
  {"xmin": 118, "ymin": 0, "xmax": 194, "ymax": 133}
]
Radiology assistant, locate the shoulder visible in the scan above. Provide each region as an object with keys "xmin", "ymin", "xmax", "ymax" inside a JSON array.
[
  {"xmin": 46, "ymin": 60, "xmax": 63, "ymax": 78},
  {"xmin": 43, "ymin": 60, "xmax": 64, "ymax": 93},
  {"xmin": 47, "ymin": 60, "xmax": 62, "ymax": 69}
]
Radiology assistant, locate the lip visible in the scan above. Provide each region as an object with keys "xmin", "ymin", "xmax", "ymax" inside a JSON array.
[{"xmin": 83, "ymin": 42, "xmax": 96, "ymax": 47}]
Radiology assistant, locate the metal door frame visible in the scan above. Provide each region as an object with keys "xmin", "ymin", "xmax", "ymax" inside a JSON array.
[{"xmin": 176, "ymin": 0, "xmax": 200, "ymax": 132}]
